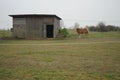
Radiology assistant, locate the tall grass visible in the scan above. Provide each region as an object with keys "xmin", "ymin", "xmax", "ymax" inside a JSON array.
[{"xmin": 0, "ymin": 30, "xmax": 12, "ymax": 38}]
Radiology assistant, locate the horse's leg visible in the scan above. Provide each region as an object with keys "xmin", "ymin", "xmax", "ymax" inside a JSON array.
[
  {"xmin": 78, "ymin": 34, "xmax": 81, "ymax": 38},
  {"xmin": 85, "ymin": 30, "xmax": 89, "ymax": 34}
]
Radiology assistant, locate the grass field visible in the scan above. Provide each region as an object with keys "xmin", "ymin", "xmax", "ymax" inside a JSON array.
[
  {"xmin": 0, "ymin": 30, "xmax": 120, "ymax": 80},
  {"xmin": 0, "ymin": 30, "xmax": 12, "ymax": 38}
]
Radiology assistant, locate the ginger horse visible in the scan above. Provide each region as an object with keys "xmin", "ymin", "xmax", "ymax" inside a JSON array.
[{"xmin": 76, "ymin": 28, "xmax": 89, "ymax": 38}]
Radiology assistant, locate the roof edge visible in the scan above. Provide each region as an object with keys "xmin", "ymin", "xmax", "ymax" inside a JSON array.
[{"xmin": 9, "ymin": 14, "xmax": 62, "ymax": 20}]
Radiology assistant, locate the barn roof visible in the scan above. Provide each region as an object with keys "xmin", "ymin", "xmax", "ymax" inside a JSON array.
[{"xmin": 9, "ymin": 14, "xmax": 62, "ymax": 20}]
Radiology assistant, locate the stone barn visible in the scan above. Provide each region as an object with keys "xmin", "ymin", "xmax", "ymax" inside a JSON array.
[{"xmin": 9, "ymin": 14, "xmax": 62, "ymax": 39}]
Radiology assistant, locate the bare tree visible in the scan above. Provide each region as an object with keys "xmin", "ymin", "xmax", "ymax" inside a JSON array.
[{"xmin": 74, "ymin": 23, "xmax": 80, "ymax": 29}]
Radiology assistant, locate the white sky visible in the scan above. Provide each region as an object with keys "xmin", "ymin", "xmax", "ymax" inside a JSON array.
[{"xmin": 0, "ymin": 0, "xmax": 120, "ymax": 29}]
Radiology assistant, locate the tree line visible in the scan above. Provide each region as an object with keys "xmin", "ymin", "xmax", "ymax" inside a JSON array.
[{"xmin": 88, "ymin": 22, "xmax": 120, "ymax": 32}]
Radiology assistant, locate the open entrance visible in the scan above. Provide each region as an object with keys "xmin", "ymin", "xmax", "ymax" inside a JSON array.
[{"xmin": 46, "ymin": 25, "xmax": 54, "ymax": 38}]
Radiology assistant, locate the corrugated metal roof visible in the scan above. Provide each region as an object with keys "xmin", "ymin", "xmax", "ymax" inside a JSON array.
[{"xmin": 9, "ymin": 14, "xmax": 62, "ymax": 20}]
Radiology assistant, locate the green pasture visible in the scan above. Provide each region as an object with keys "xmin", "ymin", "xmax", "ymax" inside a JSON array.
[
  {"xmin": 0, "ymin": 30, "xmax": 12, "ymax": 38},
  {"xmin": 0, "ymin": 30, "xmax": 120, "ymax": 80}
]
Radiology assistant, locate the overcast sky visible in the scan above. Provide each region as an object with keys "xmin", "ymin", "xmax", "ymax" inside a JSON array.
[{"xmin": 0, "ymin": 0, "xmax": 120, "ymax": 29}]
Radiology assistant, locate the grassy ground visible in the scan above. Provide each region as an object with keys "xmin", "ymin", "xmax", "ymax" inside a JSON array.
[
  {"xmin": 0, "ymin": 30, "xmax": 120, "ymax": 80},
  {"xmin": 0, "ymin": 30, "xmax": 12, "ymax": 38}
]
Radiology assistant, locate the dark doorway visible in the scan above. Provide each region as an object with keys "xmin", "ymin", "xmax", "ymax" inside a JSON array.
[{"xmin": 46, "ymin": 25, "xmax": 54, "ymax": 38}]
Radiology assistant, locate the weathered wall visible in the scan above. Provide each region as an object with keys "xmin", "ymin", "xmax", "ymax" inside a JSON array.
[
  {"xmin": 26, "ymin": 17, "xmax": 43, "ymax": 38},
  {"xmin": 26, "ymin": 16, "xmax": 55, "ymax": 38},
  {"xmin": 13, "ymin": 18, "xmax": 26, "ymax": 38},
  {"xmin": 13, "ymin": 16, "xmax": 61, "ymax": 39},
  {"xmin": 54, "ymin": 17, "xmax": 61, "ymax": 37}
]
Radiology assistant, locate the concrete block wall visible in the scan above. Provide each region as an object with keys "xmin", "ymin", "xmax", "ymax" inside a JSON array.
[{"xmin": 12, "ymin": 16, "xmax": 61, "ymax": 39}]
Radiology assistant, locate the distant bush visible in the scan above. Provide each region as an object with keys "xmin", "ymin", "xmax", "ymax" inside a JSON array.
[
  {"xmin": 57, "ymin": 28, "xmax": 69, "ymax": 38},
  {"xmin": 88, "ymin": 22, "xmax": 120, "ymax": 32}
]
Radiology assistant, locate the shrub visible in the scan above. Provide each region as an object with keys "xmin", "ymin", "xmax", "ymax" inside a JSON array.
[{"xmin": 58, "ymin": 28, "xmax": 69, "ymax": 38}]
